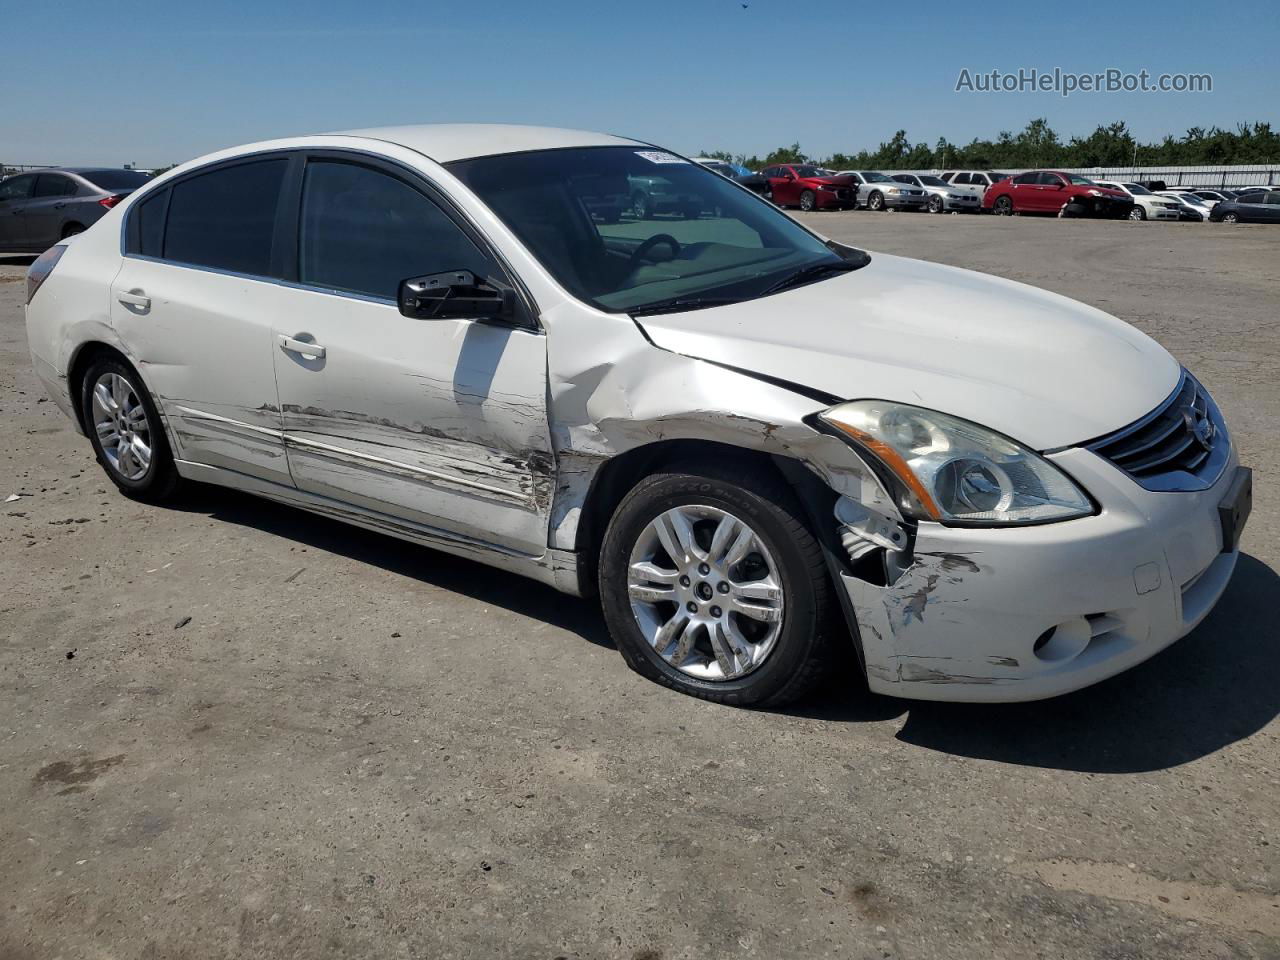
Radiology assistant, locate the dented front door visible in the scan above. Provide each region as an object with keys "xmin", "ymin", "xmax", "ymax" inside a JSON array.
[{"xmin": 270, "ymin": 286, "xmax": 554, "ymax": 556}]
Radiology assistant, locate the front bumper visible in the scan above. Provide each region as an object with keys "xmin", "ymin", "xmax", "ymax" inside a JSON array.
[
  {"xmin": 883, "ymin": 193, "xmax": 928, "ymax": 209},
  {"xmin": 941, "ymin": 195, "xmax": 982, "ymax": 212},
  {"xmin": 844, "ymin": 445, "xmax": 1246, "ymax": 702},
  {"xmin": 816, "ymin": 187, "xmax": 857, "ymax": 208}
]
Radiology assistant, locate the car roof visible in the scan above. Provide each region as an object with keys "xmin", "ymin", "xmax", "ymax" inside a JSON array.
[{"xmin": 332, "ymin": 123, "xmax": 643, "ymax": 163}]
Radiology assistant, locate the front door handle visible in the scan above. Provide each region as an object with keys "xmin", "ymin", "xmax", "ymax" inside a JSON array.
[
  {"xmin": 117, "ymin": 290, "xmax": 151, "ymax": 310},
  {"xmin": 279, "ymin": 335, "xmax": 326, "ymax": 359}
]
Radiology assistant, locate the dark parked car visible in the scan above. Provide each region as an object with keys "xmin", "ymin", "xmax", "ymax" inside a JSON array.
[
  {"xmin": 627, "ymin": 171, "xmax": 707, "ymax": 219},
  {"xmin": 760, "ymin": 164, "xmax": 857, "ymax": 211},
  {"xmin": 693, "ymin": 158, "xmax": 771, "ymax": 199},
  {"xmin": 984, "ymin": 171, "xmax": 1134, "ymax": 219},
  {"xmin": 1208, "ymin": 190, "xmax": 1280, "ymax": 223},
  {"xmin": 0, "ymin": 168, "xmax": 151, "ymax": 252}
]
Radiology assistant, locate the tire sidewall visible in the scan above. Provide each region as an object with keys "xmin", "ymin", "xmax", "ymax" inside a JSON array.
[
  {"xmin": 799, "ymin": 190, "xmax": 815, "ymax": 211},
  {"xmin": 599, "ymin": 472, "xmax": 822, "ymax": 705}
]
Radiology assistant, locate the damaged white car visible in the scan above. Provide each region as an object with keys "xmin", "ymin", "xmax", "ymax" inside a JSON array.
[{"xmin": 25, "ymin": 125, "xmax": 1252, "ymax": 706}]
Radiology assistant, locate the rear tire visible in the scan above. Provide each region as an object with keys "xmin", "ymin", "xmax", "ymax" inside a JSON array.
[
  {"xmin": 632, "ymin": 191, "xmax": 652, "ymax": 219},
  {"xmin": 61, "ymin": 222, "xmax": 85, "ymax": 238},
  {"xmin": 599, "ymin": 463, "xmax": 836, "ymax": 708},
  {"xmin": 80, "ymin": 356, "xmax": 181, "ymax": 503},
  {"xmin": 1222, "ymin": 212, "xmax": 1239, "ymax": 224}
]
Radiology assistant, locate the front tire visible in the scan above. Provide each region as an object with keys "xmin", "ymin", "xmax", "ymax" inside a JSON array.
[
  {"xmin": 799, "ymin": 190, "xmax": 816, "ymax": 212},
  {"xmin": 631, "ymin": 191, "xmax": 652, "ymax": 220},
  {"xmin": 1129, "ymin": 206, "xmax": 1146, "ymax": 221},
  {"xmin": 1222, "ymin": 212, "xmax": 1239, "ymax": 224},
  {"xmin": 867, "ymin": 191, "xmax": 885, "ymax": 211},
  {"xmin": 599, "ymin": 464, "xmax": 835, "ymax": 707},
  {"xmin": 928, "ymin": 195, "xmax": 944, "ymax": 214},
  {"xmin": 81, "ymin": 356, "xmax": 180, "ymax": 502},
  {"xmin": 994, "ymin": 195, "xmax": 1013, "ymax": 216}
]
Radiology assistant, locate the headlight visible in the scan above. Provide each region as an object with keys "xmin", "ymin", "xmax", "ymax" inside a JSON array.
[
  {"xmin": 887, "ymin": 187, "xmax": 901, "ymax": 194},
  {"xmin": 818, "ymin": 400, "xmax": 1094, "ymax": 525},
  {"xmin": 1086, "ymin": 189, "xmax": 1103, "ymax": 197}
]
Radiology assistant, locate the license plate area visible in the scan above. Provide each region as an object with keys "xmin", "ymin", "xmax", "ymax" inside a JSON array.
[{"xmin": 1218, "ymin": 466, "xmax": 1253, "ymax": 553}]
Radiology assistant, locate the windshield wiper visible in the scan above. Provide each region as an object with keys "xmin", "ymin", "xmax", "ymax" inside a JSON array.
[
  {"xmin": 761, "ymin": 259, "xmax": 858, "ymax": 297},
  {"xmin": 629, "ymin": 296, "xmax": 743, "ymax": 317}
]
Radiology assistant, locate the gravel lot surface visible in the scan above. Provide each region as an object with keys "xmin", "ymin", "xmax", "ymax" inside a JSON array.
[{"xmin": 1, "ymin": 214, "xmax": 1277, "ymax": 959}]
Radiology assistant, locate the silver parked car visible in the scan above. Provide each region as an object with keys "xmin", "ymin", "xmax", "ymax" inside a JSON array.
[
  {"xmin": 891, "ymin": 174, "xmax": 981, "ymax": 213},
  {"xmin": 836, "ymin": 171, "xmax": 928, "ymax": 211},
  {"xmin": 0, "ymin": 168, "xmax": 152, "ymax": 253}
]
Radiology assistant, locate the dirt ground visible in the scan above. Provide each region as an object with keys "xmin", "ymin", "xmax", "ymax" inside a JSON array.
[{"xmin": 1, "ymin": 214, "xmax": 1277, "ymax": 960}]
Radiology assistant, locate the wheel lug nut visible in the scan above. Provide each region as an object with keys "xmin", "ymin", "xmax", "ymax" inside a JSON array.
[
  {"xmin": 698, "ymin": 563, "xmax": 711, "ymax": 576},
  {"xmin": 717, "ymin": 581, "xmax": 730, "ymax": 594},
  {"xmin": 678, "ymin": 575, "xmax": 691, "ymax": 587},
  {"xmin": 686, "ymin": 601, "xmax": 698, "ymax": 613},
  {"xmin": 710, "ymin": 605, "xmax": 723, "ymax": 618}
]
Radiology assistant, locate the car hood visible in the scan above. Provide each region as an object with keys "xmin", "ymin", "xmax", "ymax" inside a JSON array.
[
  {"xmin": 808, "ymin": 175, "xmax": 856, "ymax": 186},
  {"xmin": 636, "ymin": 253, "xmax": 1180, "ymax": 450}
]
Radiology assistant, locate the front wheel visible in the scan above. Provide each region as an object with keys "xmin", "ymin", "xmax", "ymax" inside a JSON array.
[
  {"xmin": 631, "ymin": 191, "xmax": 651, "ymax": 220},
  {"xmin": 81, "ymin": 356, "xmax": 180, "ymax": 502},
  {"xmin": 798, "ymin": 190, "xmax": 816, "ymax": 212},
  {"xmin": 867, "ymin": 191, "xmax": 885, "ymax": 211},
  {"xmin": 1222, "ymin": 212, "xmax": 1239, "ymax": 224},
  {"xmin": 993, "ymin": 195, "xmax": 1013, "ymax": 216},
  {"xmin": 1129, "ymin": 206, "xmax": 1146, "ymax": 221},
  {"xmin": 599, "ymin": 465, "xmax": 835, "ymax": 707},
  {"xmin": 928, "ymin": 195, "xmax": 944, "ymax": 214}
]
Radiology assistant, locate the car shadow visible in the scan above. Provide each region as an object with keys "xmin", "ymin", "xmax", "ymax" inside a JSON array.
[
  {"xmin": 172, "ymin": 485, "xmax": 1277, "ymax": 772},
  {"xmin": 1, "ymin": 255, "xmax": 37, "ymax": 267},
  {"xmin": 796, "ymin": 552, "xmax": 1279, "ymax": 773},
  {"xmin": 175, "ymin": 484, "xmax": 615, "ymax": 650}
]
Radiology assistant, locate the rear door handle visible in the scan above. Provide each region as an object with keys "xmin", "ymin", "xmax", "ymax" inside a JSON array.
[
  {"xmin": 117, "ymin": 291, "xmax": 151, "ymax": 310},
  {"xmin": 279, "ymin": 335, "xmax": 326, "ymax": 359}
]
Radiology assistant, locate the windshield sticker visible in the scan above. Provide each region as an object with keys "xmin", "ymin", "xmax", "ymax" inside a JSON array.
[{"xmin": 635, "ymin": 151, "xmax": 688, "ymax": 165}]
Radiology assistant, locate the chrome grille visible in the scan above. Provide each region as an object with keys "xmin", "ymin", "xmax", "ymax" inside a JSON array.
[{"xmin": 1087, "ymin": 371, "xmax": 1230, "ymax": 492}]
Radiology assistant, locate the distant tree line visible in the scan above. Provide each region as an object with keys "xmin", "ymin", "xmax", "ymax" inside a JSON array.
[{"xmin": 701, "ymin": 119, "xmax": 1280, "ymax": 171}]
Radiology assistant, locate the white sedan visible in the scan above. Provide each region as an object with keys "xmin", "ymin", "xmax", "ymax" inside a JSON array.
[
  {"xmin": 24, "ymin": 124, "xmax": 1250, "ymax": 705},
  {"xmin": 1094, "ymin": 180, "xmax": 1183, "ymax": 221}
]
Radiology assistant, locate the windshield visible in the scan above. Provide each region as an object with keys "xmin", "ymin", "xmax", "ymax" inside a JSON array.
[
  {"xmin": 1123, "ymin": 183, "xmax": 1152, "ymax": 195},
  {"xmin": 860, "ymin": 172, "xmax": 894, "ymax": 183},
  {"xmin": 81, "ymin": 170, "xmax": 152, "ymax": 190},
  {"xmin": 792, "ymin": 166, "xmax": 831, "ymax": 178},
  {"xmin": 447, "ymin": 146, "xmax": 848, "ymax": 313},
  {"xmin": 701, "ymin": 161, "xmax": 736, "ymax": 177},
  {"xmin": 918, "ymin": 175, "xmax": 947, "ymax": 186},
  {"xmin": 1067, "ymin": 175, "xmax": 1097, "ymax": 185}
]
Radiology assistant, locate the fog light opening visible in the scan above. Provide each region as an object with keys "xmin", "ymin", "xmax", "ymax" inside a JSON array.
[{"xmin": 1032, "ymin": 617, "xmax": 1092, "ymax": 663}]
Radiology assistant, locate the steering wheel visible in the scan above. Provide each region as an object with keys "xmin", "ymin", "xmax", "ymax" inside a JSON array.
[{"xmin": 629, "ymin": 233, "xmax": 681, "ymax": 266}]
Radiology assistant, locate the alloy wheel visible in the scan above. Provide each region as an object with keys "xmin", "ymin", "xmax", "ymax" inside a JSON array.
[
  {"xmin": 627, "ymin": 505, "xmax": 785, "ymax": 681},
  {"xmin": 91, "ymin": 371, "xmax": 152, "ymax": 481}
]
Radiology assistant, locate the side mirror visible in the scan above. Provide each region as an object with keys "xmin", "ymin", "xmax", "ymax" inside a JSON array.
[{"xmin": 398, "ymin": 270, "xmax": 513, "ymax": 322}]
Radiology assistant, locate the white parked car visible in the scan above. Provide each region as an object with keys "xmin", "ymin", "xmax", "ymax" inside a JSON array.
[
  {"xmin": 1093, "ymin": 181, "xmax": 1183, "ymax": 221},
  {"xmin": 939, "ymin": 170, "xmax": 1013, "ymax": 203},
  {"xmin": 24, "ymin": 124, "xmax": 1251, "ymax": 706},
  {"xmin": 891, "ymin": 174, "xmax": 981, "ymax": 213},
  {"xmin": 835, "ymin": 171, "xmax": 929, "ymax": 211},
  {"xmin": 1156, "ymin": 191, "xmax": 1213, "ymax": 221}
]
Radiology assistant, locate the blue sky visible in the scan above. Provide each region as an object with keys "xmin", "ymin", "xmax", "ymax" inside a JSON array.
[{"xmin": 6, "ymin": 0, "xmax": 1276, "ymax": 167}]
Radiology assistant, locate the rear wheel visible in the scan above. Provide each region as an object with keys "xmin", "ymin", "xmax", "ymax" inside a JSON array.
[
  {"xmin": 799, "ymin": 190, "xmax": 816, "ymax": 212},
  {"xmin": 1222, "ymin": 212, "xmax": 1239, "ymax": 224},
  {"xmin": 599, "ymin": 464, "xmax": 836, "ymax": 707},
  {"xmin": 80, "ymin": 356, "xmax": 180, "ymax": 502},
  {"xmin": 631, "ymin": 191, "xmax": 651, "ymax": 219},
  {"xmin": 61, "ymin": 222, "xmax": 85, "ymax": 238},
  {"xmin": 994, "ymin": 195, "xmax": 1013, "ymax": 216}
]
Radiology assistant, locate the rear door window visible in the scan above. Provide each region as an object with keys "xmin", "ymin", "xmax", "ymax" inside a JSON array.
[
  {"xmin": 33, "ymin": 174, "xmax": 77, "ymax": 197},
  {"xmin": 163, "ymin": 159, "xmax": 288, "ymax": 276},
  {"xmin": 951, "ymin": 173, "xmax": 972, "ymax": 184}
]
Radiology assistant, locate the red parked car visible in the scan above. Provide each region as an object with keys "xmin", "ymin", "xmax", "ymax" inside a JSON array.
[
  {"xmin": 983, "ymin": 171, "xmax": 1135, "ymax": 219},
  {"xmin": 760, "ymin": 164, "xmax": 857, "ymax": 211}
]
